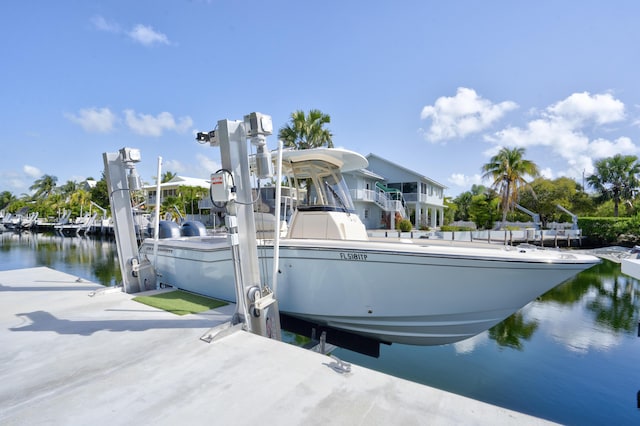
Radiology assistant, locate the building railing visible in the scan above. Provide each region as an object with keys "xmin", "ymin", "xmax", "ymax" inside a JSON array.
[
  {"xmin": 401, "ymin": 192, "xmax": 443, "ymax": 205},
  {"xmin": 351, "ymin": 189, "xmax": 406, "ymax": 215}
]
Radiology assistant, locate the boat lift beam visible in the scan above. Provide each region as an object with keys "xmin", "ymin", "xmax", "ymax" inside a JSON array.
[
  {"xmin": 103, "ymin": 148, "xmax": 157, "ymax": 294},
  {"xmin": 556, "ymin": 204, "xmax": 579, "ymax": 230},
  {"xmin": 199, "ymin": 113, "xmax": 281, "ymax": 341},
  {"xmin": 515, "ymin": 204, "xmax": 541, "ymax": 229}
]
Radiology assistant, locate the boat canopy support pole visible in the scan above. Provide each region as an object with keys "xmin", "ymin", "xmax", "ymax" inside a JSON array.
[
  {"xmin": 201, "ymin": 113, "xmax": 281, "ymax": 341},
  {"xmin": 103, "ymin": 148, "xmax": 156, "ymax": 293}
]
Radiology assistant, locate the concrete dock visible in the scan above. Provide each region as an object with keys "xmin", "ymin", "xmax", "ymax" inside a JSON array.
[{"xmin": 0, "ymin": 267, "xmax": 554, "ymax": 425}]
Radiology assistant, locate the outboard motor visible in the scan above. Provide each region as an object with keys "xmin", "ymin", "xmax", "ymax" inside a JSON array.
[
  {"xmin": 181, "ymin": 220, "xmax": 207, "ymax": 237},
  {"xmin": 158, "ymin": 220, "xmax": 181, "ymax": 239}
]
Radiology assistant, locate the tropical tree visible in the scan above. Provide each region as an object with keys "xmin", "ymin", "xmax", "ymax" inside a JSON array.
[
  {"xmin": 518, "ymin": 176, "xmax": 582, "ymax": 226},
  {"xmin": 587, "ymin": 154, "xmax": 640, "ymax": 217},
  {"xmin": 481, "ymin": 147, "xmax": 539, "ymax": 227},
  {"xmin": 453, "ymin": 184, "xmax": 488, "ymax": 221},
  {"xmin": 278, "ymin": 109, "xmax": 333, "ymax": 149},
  {"xmin": 58, "ymin": 180, "xmax": 79, "ymax": 196},
  {"xmin": 161, "ymin": 171, "xmax": 177, "ymax": 183},
  {"xmin": 0, "ymin": 191, "xmax": 16, "ymax": 210},
  {"xmin": 29, "ymin": 174, "xmax": 58, "ymax": 199},
  {"xmin": 90, "ymin": 173, "xmax": 110, "ymax": 214},
  {"xmin": 178, "ymin": 185, "xmax": 208, "ymax": 215},
  {"xmin": 68, "ymin": 189, "xmax": 92, "ymax": 217},
  {"xmin": 452, "ymin": 191, "xmax": 473, "ymax": 221},
  {"xmin": 468, "ymin": 191, "xmax": 500, "ymax": 229}
]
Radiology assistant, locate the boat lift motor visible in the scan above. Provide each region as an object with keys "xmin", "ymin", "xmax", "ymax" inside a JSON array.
[{"xmin": 198, "ymin": 112, "xmax": 281, "ymax": 342}]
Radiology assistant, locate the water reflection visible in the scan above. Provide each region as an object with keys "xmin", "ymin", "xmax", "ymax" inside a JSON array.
[
  {"xmin": 0, "ymin": 231, "xmax": 122, "ymax": 287},
  {"xmin": 490, "ymin": 258, "xmax": 640, "ymax": 353}
]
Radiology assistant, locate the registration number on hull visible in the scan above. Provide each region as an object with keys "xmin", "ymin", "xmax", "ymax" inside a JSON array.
[{"xmin": 339, "ymin": 252, "xmax": 368, "ymax": 261}]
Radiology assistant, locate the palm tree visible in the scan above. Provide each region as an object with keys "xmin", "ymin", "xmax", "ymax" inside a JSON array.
[
  {"xmin": 161, "ymin": 171, "xmax": 177, "ymax": 183},
  {"xmin": 0, "ymin": 191, "xmax": 16, "ymax": 210},
  {"xmin": 278, "ymin": 109, "xmax": 333, "ymax": 149},
  {"xmin": 587, "ymin": 154, "xmax": 640, "ymax": 217},
  {"xmin": 29, "ymin": 174, "xmax": 58, "ymax": 199},
  {"xmin": 58, "ymin": 180, "xmax": 79, "ymax": 196},
  {"xmin": 482, "ymin": 147, "xmax": 539, "ymax": 227}
]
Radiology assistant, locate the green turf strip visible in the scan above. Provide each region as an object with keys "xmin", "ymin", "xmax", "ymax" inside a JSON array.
[{"xmin": 133, "ymin": 290, "xmax": 228, "ymax": 315}]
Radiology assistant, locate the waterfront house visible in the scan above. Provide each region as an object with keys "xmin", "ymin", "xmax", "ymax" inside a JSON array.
[
  {"xmin": 345, "ymin": 154, "xmax": 446, "ymax": 230},
  {"xmin": 144, "ymin": 176, "xmax": 210, "ymax": 206}
]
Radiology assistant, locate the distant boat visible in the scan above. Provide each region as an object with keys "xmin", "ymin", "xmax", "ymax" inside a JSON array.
[
  {"xmin": 55, "ymin": 213, "xmax": 97, "ymax": 236},
  {"xmin": 2, "ymin": 208, "xmax": 38, "ymax": 231},
  {"xmin": 140, "ymin": 148, "xmax": 600, "ymax": 346}
]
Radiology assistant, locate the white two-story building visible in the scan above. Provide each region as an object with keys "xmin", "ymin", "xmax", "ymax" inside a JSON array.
[{"xmin": 344, "ymin": 154, "xmax": 446, "ymax": 230}]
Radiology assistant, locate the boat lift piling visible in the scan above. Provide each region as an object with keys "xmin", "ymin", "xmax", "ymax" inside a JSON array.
[{"xmin": 199, "ymin": 112, "xmax": 282, "ymax": 342}]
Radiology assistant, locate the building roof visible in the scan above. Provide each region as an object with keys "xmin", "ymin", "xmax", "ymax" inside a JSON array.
[
  {"xmin": 347, "ymin": 168, "xmax": 385, "ymax": 180},
  {"xmin": 366, "ymin": 153, "xmax": 447, "ymax": 189}
]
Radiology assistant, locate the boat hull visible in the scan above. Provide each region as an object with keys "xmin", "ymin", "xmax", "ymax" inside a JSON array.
[{"xmin": 140, "ymin": 237, "xmax": 598, "ymax": 345}]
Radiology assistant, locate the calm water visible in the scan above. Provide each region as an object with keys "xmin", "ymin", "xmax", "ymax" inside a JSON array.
[{"xmin": 2, "ymin": 231, "xmax": 639, "ymax": 425}]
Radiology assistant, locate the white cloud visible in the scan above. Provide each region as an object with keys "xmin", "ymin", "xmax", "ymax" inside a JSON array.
[
  {"xmin": 420, "ymin": 87, "xmax": 517, "ymax": 142},
  {"xmin": 539, "ymin": 167, "xmax": 554, "ymax": 179},
  {"xmin": 91, "ymin": 15, "xmax": 120, "ymax": 33},
  {"xmin": 91, "ymin": 16, "xmax": 171, "ymax": 47},
  {"xmin": 448, "ymin": 173, "xmax": 483, "ymax": 188},
  {"xmin": 486, "ymin": 91, "xmax": 639, "ymax": 180},
  {"xmin": 195, "ymin": 154, "xmax": 221, "ymax": 176},
  {"xmin": 23, "ymin": 165, "xmax": 41, "ymax": 178},
  {"xmin": 547, "ymin": 91, "xmax": 625, "ymax": 126},
  {"xmin": 65, "ymin": 107, "xmax": 117, "ymax": 133},
  {"xmin": 162, "ymin": 155, "xmax": 221, "ymax": 179},
  {"xmin": 124, "ymin": 110, "xmax": 193, "ymax": 136},
  {"xmin": 588, "ymin": 136, "xmax": 638, "ymax": 158},
  {"xmin": 128, "ymin": 24, "xmax": 170, "ymax": 46},
  {"xmin": 163, "ymin": 159, "xmax": 187, "ymax": 174}
]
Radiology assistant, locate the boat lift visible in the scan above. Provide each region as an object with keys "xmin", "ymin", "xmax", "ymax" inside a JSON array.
[
  {"xmin": 103, "ymin": 114, "xmax": 282, "ymax": 342},
  {"xmin": 556, "ymin": 204, "xmax": 579, "ymax": 230},
  {"xmin": 515, "ymin": 204, "xmax": 541, "ymax": 230},
  {"xmin": 198, "ymin": 112, "xmax": 282, "ymax": 342}
]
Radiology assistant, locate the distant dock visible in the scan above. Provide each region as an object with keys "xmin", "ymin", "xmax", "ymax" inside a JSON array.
[{"xmin": 0, "ymin": 267, "xmax": 556, "ymax": 425}]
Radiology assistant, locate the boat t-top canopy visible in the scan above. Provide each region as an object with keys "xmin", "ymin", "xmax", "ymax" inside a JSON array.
[{"xmin": 279, "ymin": 148, "xmax": 368, "ymax": 173}]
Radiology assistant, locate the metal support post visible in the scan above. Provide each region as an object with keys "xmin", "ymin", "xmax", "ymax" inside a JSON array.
[
  {"xmin": 103, "ymin": 148, "xmax": 156, "ymax": 293},
  {"xmin": 200, "ymin": 113, "xmax": 281, "ymax": 341}
]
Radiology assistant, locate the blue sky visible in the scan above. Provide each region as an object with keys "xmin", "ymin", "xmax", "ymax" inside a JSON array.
[{"xmin": 2, "ymin": 1, "xmax": 640, "ymax": 197}]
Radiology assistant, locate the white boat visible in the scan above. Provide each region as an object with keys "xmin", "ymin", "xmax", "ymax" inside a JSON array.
[{"xmin": 140, "ymin": 148, "xmax": 599, "ymax": 347}]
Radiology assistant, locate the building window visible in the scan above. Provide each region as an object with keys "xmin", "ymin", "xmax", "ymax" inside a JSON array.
[
  {"xmin": 364, "ymin": 209, "xmax": 369, "ymax": 219},
  {"xmin": 403, "ymin": 182, "xmax": 417, "ymax": 194}
]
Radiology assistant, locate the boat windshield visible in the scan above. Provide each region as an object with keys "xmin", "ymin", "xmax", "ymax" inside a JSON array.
[{"xmin": 290, "ymin": 160, "xmax": 355, "ymax": 213}]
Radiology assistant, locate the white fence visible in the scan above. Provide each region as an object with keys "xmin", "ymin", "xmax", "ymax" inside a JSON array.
[{"xmin": 368, "ymin": 228, "xmax": 583, "ymax": 247}]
